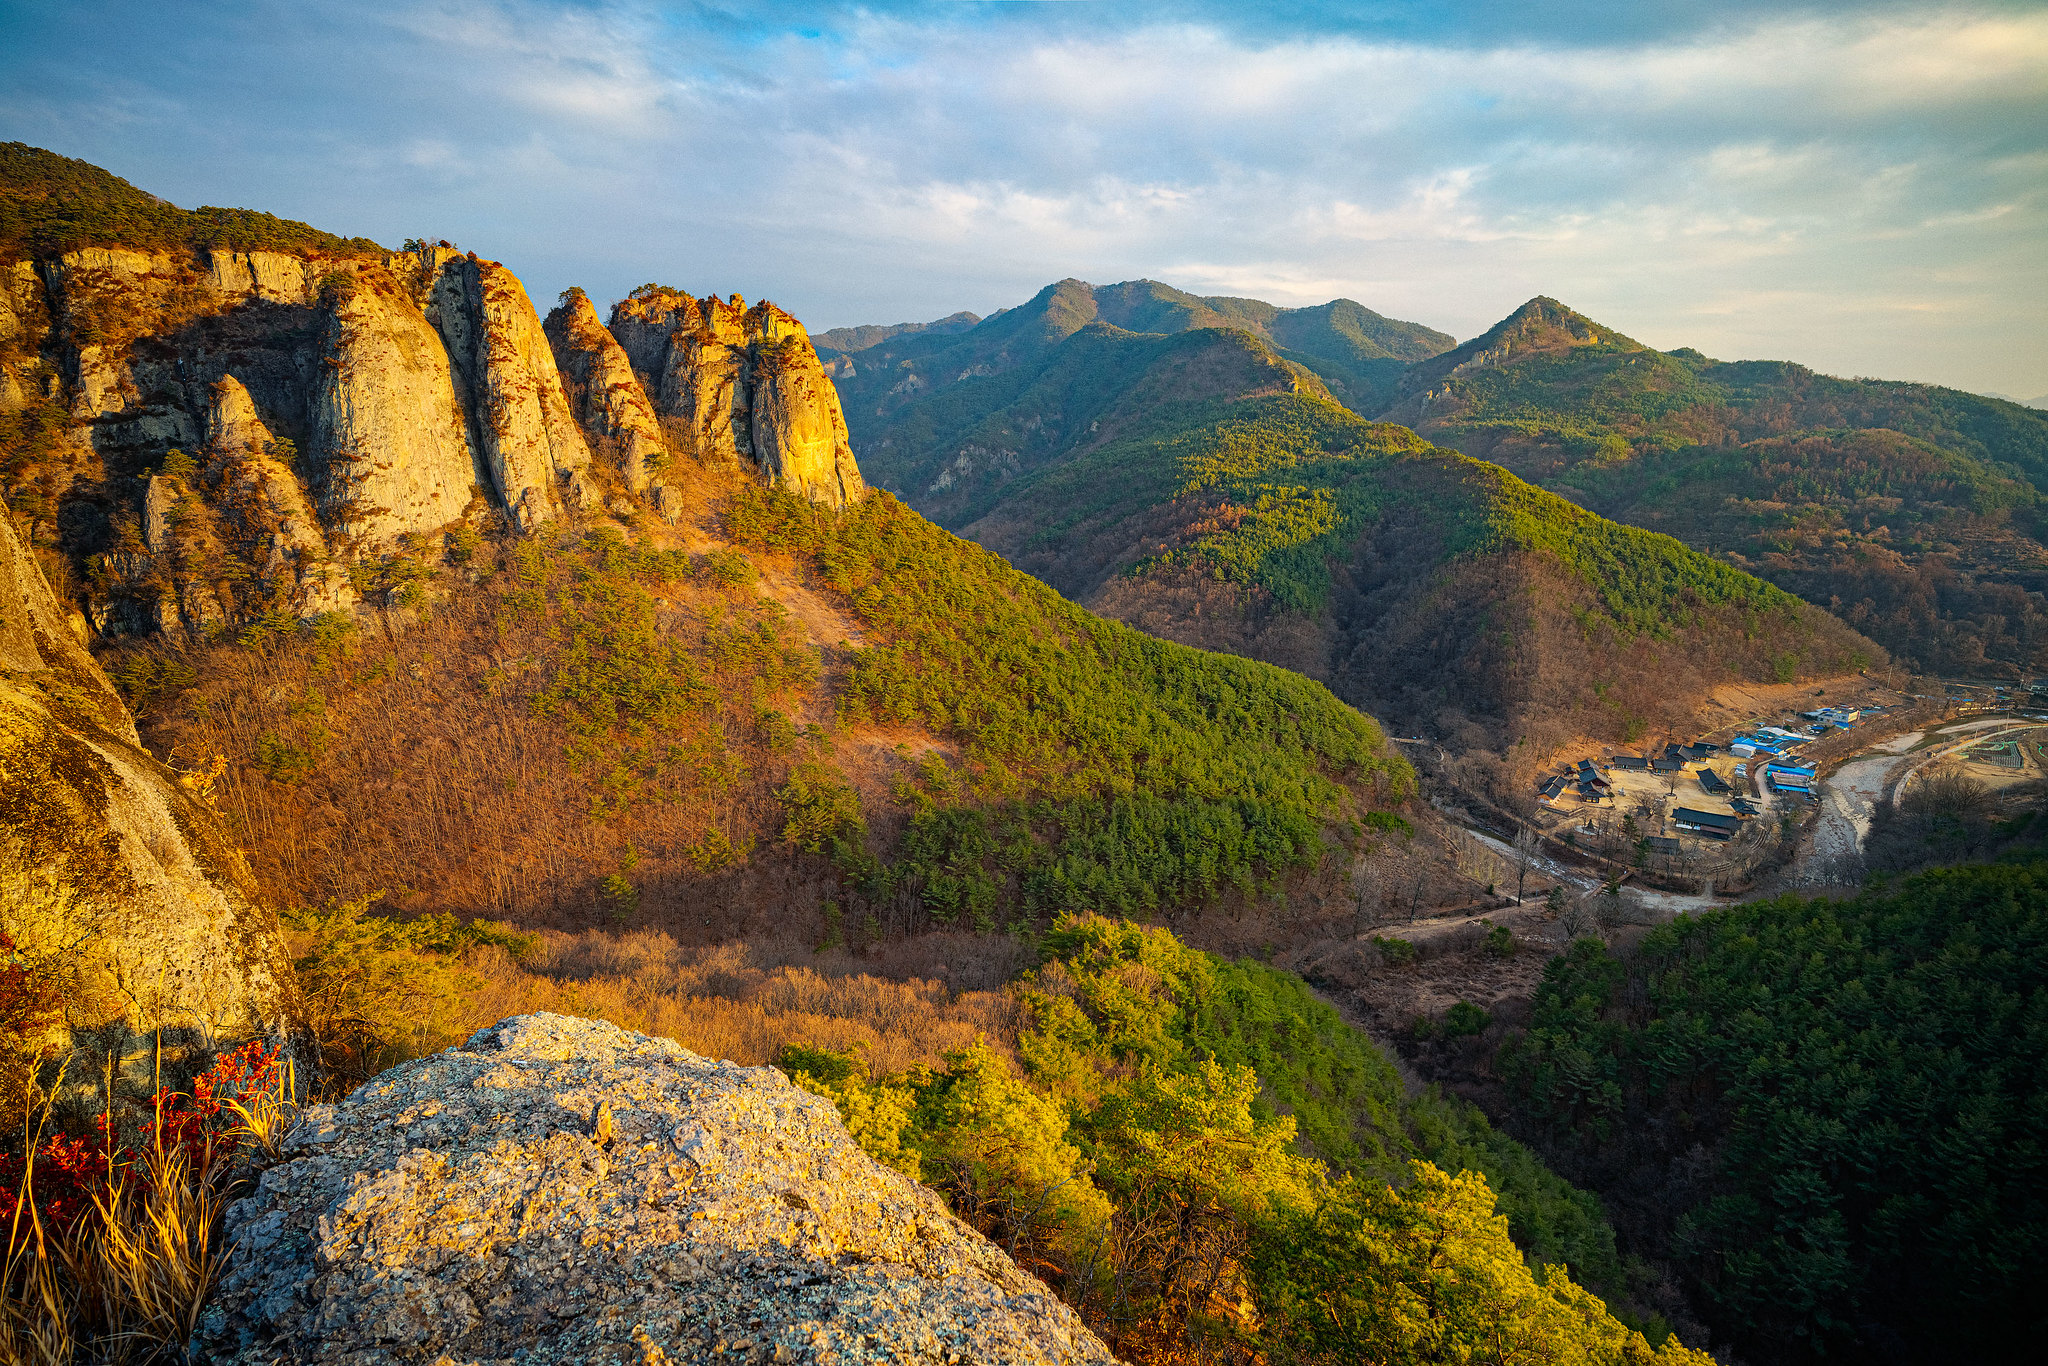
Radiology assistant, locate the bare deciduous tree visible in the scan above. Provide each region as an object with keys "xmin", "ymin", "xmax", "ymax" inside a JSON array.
[
  {"xmin": 1510, "ymin": 826, "xmax": 1539, "ymax": 905},
  {"xmin": 1350, "ymin": 857, "xmax": 1385, "ymax": 937},
  {"xmin": 1558, "ymin": 894, "xmax": 1603, "ymax": 942}
]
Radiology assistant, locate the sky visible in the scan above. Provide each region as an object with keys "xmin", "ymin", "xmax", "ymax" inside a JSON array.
[{"xmin": 2, "ymin": 0, "xmax": 2045, "ymax": 398}]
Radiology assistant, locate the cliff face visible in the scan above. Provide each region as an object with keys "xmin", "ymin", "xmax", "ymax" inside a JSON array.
[
  {"xmin": 2, "ymin": 242, "xmax": 868, "ymax": 643},
  {"xmin": 0, "ymin": 493, "xmax": 298, "ymax": 1085},
  {"xmin": 542, "ymin": 290, "xmax": 666, "ymax": 496},
  {"xmin": 312, "ymin": 262, "xmax": 483, "ymax": 546},
  {"xmin": 210, "ymin": 1014, "xmax": 1114, "ymax": 1366},
  {"xmin": 609, "ymin": 290, "xmax": 866, "ymax": 508},
  {"xmin": 415, "ymin": 251, "xmax": 598, "ymax": 530}
]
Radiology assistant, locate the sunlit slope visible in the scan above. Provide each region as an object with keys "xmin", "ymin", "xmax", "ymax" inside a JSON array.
[
  {"xmin": 128, "ymin": 473, "xmax": 1416, "ymax": 931},
  {"xmin": 832, "ymin": 277, "xmax": 1452, "ymax": 513},
  {"xmin": 1386, "ymin": 296, "xmax": 2048, "ymax": 674},
  {"xmin": 958, "ymin": 388, "xmax": 1876, "ymax": 790}
]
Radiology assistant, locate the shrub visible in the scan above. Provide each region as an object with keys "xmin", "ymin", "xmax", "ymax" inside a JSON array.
[
  {"xmin": 1371, "ymin": 934, "xmax": 1417, "ymax": 966},
  {"xmin": 1443, "ymin": 1000, "xmax": 1491, "ymax": 1036},
  {"xmin": 0, "ymin": 1041, "xmax": 300, "ymax": 1362}
]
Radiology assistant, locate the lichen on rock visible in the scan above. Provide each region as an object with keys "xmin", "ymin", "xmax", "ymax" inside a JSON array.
[{"xmin": 210, "ymin": 1013, "xmax": 1117, "ymax": 1366}]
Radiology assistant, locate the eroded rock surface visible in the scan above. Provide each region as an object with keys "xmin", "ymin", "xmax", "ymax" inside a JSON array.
[
  {"xmin": 0, "ymin": 494, "xmax": 299, "ymax": 1081},
  {"xmin": 544, "ymin": 290, "xmax": 668, "ymax": 494},
  {"xmin": 10, "ymin": 236, "xmax": 866, "ymax": 643},
  {"xmin": 609, "ymin": 291, "xmax": 865, "ymax": 508},
  {"xmin": 206, "ymin": 376, "xmax": 353, "ymax": 615},
  {"xmin": 212, "ymin": 1014, "xmax": 1115, "ymax": 1366},
  {"xmin": 314, "ymin": 269, "xmax": 483, "ymax": 545},
  {"xmin": 423, "ymin": 254, "xmax": 596, "ymax": 530}
]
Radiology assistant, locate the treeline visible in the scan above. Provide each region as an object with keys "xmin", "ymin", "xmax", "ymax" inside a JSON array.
[
  {"xmin": 1755, "ymin": 545, "xmax": 2048, "ymax": 677},
  {"xmin": 1861, "ymin": 769, "xmax": 2048, "ymax": 875},
  {"xmin": 783, "ymin": 915, "xmax": 1709, "ymax": 1364},
  {"xmin": 726, "ymin": 484, "xmax": 1411, "ymax": 926},
  {"xmin": 0, "ymin": 142, "xmax": 382, "ymax": 260},
  {"xmin": 1501, "ymin": 862, "xmax": 2048, "ymax": 1363},
  {"xmin": 1010, "ymin": 389, "xmax": 1830, "ymax": 646},
  {"xmin": 976, "ymin": 388, "xmax": 1871, "ymax": 790},
  {"xmin": 1400, "ymin": 304, "xmax": 2048, "ymax": 677}
]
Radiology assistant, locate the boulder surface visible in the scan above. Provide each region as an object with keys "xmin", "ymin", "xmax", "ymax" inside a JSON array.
[{"xmin": 211, "ymin": 1013, "xmax": 1118, "ymax": 1366}]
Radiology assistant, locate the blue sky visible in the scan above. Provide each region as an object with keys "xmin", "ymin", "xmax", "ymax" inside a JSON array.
[{"xmin": 3, "ymin": 1, "xmax": 2044, "ymax": 397}]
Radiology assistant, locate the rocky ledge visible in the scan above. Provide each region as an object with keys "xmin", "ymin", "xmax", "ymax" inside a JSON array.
[{"xmin": 207, "ymin": 1014, "xmax": 1116, "ymax": 1365}]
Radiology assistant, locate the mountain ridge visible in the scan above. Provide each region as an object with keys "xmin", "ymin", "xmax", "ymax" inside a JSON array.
[
  {"xmin": 952, "ymin": 386, "xmax": 1877, "ymax": 807},
  {"xmin": 1392, "ymin": 292, "xmax": 2048, "ymax": 674}
]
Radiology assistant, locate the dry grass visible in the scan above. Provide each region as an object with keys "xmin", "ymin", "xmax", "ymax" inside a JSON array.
[
  {"xmin": 467, "ymin": 928, "xmax": 1026, "ymax": 1077},
  {"xmin": 0, "ymin": 1060, "xmax": 298, "ymax": 1366},
  {"xmin": 111, "ymin": 467, "xmax": 851, "ymax": 934}
]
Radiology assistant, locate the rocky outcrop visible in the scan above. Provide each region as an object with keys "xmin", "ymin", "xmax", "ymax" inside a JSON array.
[
  {"xmin": 206, "ymin": 248, "xmax": 317, "ymax": 304},
  {"xmin": 0, "ymin": 494, "xmax": 299, "ymax": 1085},
  {"xmin": 312, "ymin": 270, "xmax": 484, "ymax": 546},
  {"xmin": 211, "ymin": 1014, "xmax": 1115, "ymax": 1366},
  {"xmin": 609, "ymin": 290, "xmax": 866, "ymax": 508},
  {"xmin": 420, "ymin": 252, "xmax": 596, "ymax": 530},
  {"xmin": 543, "ymin": 290, "xmax": 667, "ymax": 494},
  {"xmin": 11, "ymin": 233, "xmax": 864, "ymax": 644},
  {"xmin": 206, "ymin": 376, "xmax": 353, "ymax": 614},
  {"xmin": 751, "ymin": 330, "xmax": 869, "ymax": 507}
]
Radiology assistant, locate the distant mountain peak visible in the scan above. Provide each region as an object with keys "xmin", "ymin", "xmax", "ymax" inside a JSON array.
[
  {"xmin": 1391, "ymin": 296, "xmax": 1644, "ymax": 403},
  {"xmin": 1480, "ymin": 296, "xmax": 1643, "ymax": 352},
  {"xmin": 812, "ymin": 310, "xmax": 980, "ymax": 356}
]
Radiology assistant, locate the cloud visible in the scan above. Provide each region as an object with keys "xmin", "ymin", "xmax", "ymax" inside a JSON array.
[{"xmin": 0, "ymin": 0, "xmax": 2042, "ymax": 394}]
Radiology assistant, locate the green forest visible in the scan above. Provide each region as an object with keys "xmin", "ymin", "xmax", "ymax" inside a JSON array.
[
  {"xmin": 1059, "ymin": 391, "xmax": 1812, "ymax": 638},
  {"xmin": 0, "ymin": 142, "xmax": 383, "ymax": 260},
  {"xmin": 724, "ymin": 484, "xmax": 1413, "ymax": 922},
  {"xmin": 781, "ymin": 915, "xmax": 1709, "ymax": 1363},
  {"xmin": 120, "ymin": 482, "xmax": 1411, "ymax": 930},
  {"xmin": 1502, "ymin": 862, "xmax": 2048, "ymax": 1362},
  {"xmin": 6, "ymin": 138, "xmax": 2044, "ymax": 1366},
  {"xmin": 1552, "ymin": 430, "xmax": 2048, "ymax": 675},
  {"xmin": 1395, "ymin": 297, "xmax": 2048, "ymax": 675}
]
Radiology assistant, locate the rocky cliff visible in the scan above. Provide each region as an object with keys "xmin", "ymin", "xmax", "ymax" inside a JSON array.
[
  {"xmin": 210, "ymin": 1014, "xmax": 1115, "ymax": 1366},
  {"xmin": 0, "ymin": 491, "xmax": 298, "ymax": 1087},
  {"xmin": 543, "ymin": 289, "xmax": 667, "ymax": 497},
  {"xmin": 609, "ymin": 288, "xmax": 866, "ymax": 507},
  {"xmin": 3, "ymin": 235, "xmax": 866, "ymax": 643}
]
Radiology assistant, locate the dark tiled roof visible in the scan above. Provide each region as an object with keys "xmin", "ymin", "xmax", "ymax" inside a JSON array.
[{"xmin": 1672, "ymin": 807, "xmax": 1739, "ymax": 831}]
